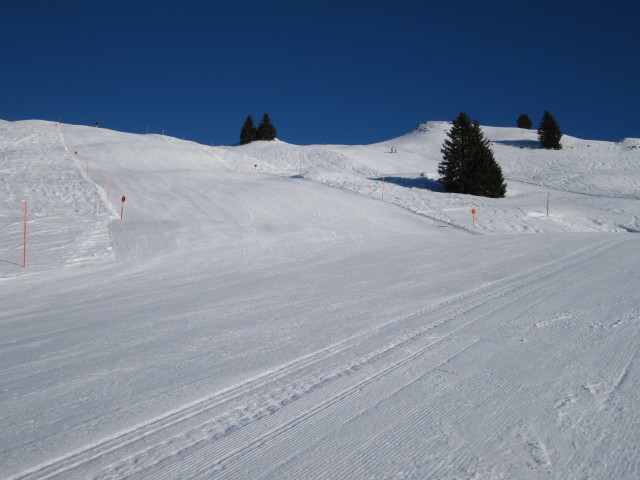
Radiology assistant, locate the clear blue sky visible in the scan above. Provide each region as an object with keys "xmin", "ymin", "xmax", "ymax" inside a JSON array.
[{"xmin": 1, "ymin": 0, "xmax": 638, "ymax": 145}]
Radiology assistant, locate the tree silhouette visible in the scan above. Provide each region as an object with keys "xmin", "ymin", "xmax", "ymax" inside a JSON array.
[
  {"xmin": 239, "ymin": 115, "xmax": 256, "ymax": 145},
  {"xmin": 255, "ymin": 113, "xmax": 277, "ymax": 141},
  {"xmin": 538, "ymin": 111, "xmax": 563, "ymax": 149},
  {"xmin": 438, "ymin": 113, "xmax": 506, "ymax": 198}
]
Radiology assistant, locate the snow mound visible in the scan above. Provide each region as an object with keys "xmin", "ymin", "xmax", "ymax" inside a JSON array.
[
  {"xmin": 620, "ymin": 137, "xmax": 640, "ymax": 150},
  {"xmin": 411, "ymin": 121, "xmax": 451, "ymax": 135}
]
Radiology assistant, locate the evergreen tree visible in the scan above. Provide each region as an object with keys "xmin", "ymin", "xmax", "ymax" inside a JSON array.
[
  {"xmin": 255, "ymin": 113, "xmax": 277, "ymax": 141},
  {"xmin": 464, "ymin": 121, "xmax": 507, "ymax": 198},
  {"xmin": 438, "ymin": 112, "xmax": 475, "ymax": 194},
  {"xmin": 239, "ymin": 115, "xmax": 256, "ymax": 145},
  {"xmin": 517, "ymin": 114, "xmax": 532, "ymax": 129},
  {"xmin": 438, "ymin": 113, "xmax": 506, "ymax": 198},
  {"xmin": 538, "ymin": 111, "xmax": 563, "ymax": 149}
]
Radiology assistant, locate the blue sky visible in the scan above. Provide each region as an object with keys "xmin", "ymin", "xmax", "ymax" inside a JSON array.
[{"xmin": 1, "ymin": 1, "xmax": 638, "ymax": 145}]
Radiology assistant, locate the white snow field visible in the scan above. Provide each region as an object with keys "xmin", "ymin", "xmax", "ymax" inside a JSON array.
[{"xmin": 1, "ymin": 119, "xmax": 639, "ymax": 479}]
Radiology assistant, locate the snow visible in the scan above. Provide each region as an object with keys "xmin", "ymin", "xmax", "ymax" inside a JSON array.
[{"xmin": 1, "ymin": 119, "xmax": 639, "ymax": 479}]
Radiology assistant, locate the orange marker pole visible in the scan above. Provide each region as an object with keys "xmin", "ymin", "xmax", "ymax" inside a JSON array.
[
  {"xmin": 23, "ymin": 201, "xmax": 27, "ymax": 268},
  {"xmin": 471, "ymin": 209, "xmax": 476, "ymax": 228}
]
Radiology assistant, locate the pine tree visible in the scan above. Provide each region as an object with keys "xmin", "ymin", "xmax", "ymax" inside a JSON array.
[
  {"xmin": 438, "ymin": 113, "xmax": 506, "ymax": 198},
  {"xmin": 255, "ymin": 113, "xmax": 277, "ymax": 141},
  {"xmin": 438, "ymin": 112, "xmax": 475, "ymax": 194},
  {"xmin": 239, "ymin": 115, "xmax": 256, "ymax": 145},
  {"xmin": 464, "ymin": 121, "xmax": 507, "ymax": 198},
  {"xmin": 517, "ymin": 114, "xmax": 532, "ymax": 129},
  {"xmin": 538, "ymin": 111, "xmax": 563, "ymax": 149}
]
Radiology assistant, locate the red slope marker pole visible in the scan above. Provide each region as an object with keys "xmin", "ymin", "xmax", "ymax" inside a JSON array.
[
  {"xmin": 120, "ymin": 195, "xmax": 126, "ymax": 220},
  {"xmin": 471, "ymin": 209, "xmax": 476, "ymax": 228},
  {"xmin": 23, "ymin": 201, "xmax": 27, "ymax": 268}
]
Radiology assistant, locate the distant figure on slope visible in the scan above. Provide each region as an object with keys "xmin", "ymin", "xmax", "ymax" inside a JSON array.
[{"xmin": 94, "ymin": 122, "xmax": 99, "ymax": 128}]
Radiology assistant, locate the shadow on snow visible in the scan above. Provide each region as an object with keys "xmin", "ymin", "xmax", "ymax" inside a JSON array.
[
  {"xmin": 371, "ymin": 176, "xmax": 445, "ymax": 192},
  {"xmin": 491, "ymin": 139, "xmax": 540, "ymax": 149}
]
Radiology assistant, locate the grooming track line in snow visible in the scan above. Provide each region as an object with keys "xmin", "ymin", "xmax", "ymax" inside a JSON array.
[{"xmin": 9, "ymin": 238, "xmax": 617, "ymax": 480}]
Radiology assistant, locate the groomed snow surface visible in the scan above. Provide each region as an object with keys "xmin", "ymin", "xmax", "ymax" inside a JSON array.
[{"xmin": 1, "ymin": 119, "xmax": 639, "ymax": 479}]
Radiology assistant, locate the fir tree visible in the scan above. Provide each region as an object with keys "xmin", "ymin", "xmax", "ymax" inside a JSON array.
[
  {"xmin": 464, "ymin": 121, "xmax": 507, "ymax": 198},
  {"xmin": 438, "ymin": 113, "xmax": 506, "ymax": 198},
  {"xmin": 239, "ymin": 115, "xmax": 256, "ymax": 145},
  {"xmin": 538, "ymin": 111, "xmax": 563, "ymax": 149},
  {"xmin": 517, "ymin": 114, "xmax": 532, "ymax": 129},
  {"xmin": 438, "ymin": 112, "xmax": 475, "ymax": 194},
  {"xmin": 255, "ymin": 113, "xmax": 277, "ymax": 141}
]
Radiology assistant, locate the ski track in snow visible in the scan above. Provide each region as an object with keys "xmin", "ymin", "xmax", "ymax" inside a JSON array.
[{"xmin": 7, "ymin": 238, "xmax": 622, "ymax": 479}]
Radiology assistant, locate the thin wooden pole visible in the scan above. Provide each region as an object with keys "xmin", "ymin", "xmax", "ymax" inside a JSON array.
[{"xmin": 546, "ymin": 192, "xmax": 550, "ymax": 216}]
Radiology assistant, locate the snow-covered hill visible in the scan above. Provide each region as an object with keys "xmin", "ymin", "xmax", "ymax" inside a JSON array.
[
  {"xmin": 221, "ymin": 120, "xmax": 640, "ymax": 235},
  {"xmin": 1, "ymin": 119, "xmax": 639, "ymax": 479}
]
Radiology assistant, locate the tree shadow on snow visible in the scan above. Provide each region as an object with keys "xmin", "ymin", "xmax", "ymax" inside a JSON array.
[
  {"xmin": 491, "ymin": 139, "xmax": 540, "ymax": 149},
  {"xmin": 371, "ymin": 176, "xmax": 444, "ymax": 192}
]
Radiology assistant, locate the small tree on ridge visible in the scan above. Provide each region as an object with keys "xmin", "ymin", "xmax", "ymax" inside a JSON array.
[
  {"xmin": 517, "ymin": 114, "xmax": 532, "ymax": 129},
  {"xmin": 538, "ymin": 111, "xmax": 563, "ymax": 149},
  {"xmin": 255, "ymin": 113, "xmax": 277, "ymax": 141},
  {"xmin": 239, "ymin": 115, "xmax": 256, "ymax": 145}
]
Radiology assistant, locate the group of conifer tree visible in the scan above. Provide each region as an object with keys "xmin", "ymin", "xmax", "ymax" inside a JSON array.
[
  {"xmin": 237, "ymin": 109, "xmax": 562, "ymax": 200},
  {"xmin": 438, "ymin": 110, "xmax": 563, "ymax": 198},
  {"xmin": 240, "ymin": 114, "xmax": 277, "ymax": 145}
]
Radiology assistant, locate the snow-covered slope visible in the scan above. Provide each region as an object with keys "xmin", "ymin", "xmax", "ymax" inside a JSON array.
[
  {"xmin": 1, "ymin": 120, "xmax": 639, "ymax": 479},
  {"xmin": 218, "ymin": 121, "xmax": 640, "ymax": 235}
]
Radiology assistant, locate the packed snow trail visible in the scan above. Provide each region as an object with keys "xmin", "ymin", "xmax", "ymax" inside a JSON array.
[{"xmin": 6, "ymin": 234, "xmax": 639, "ymax": 479}]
